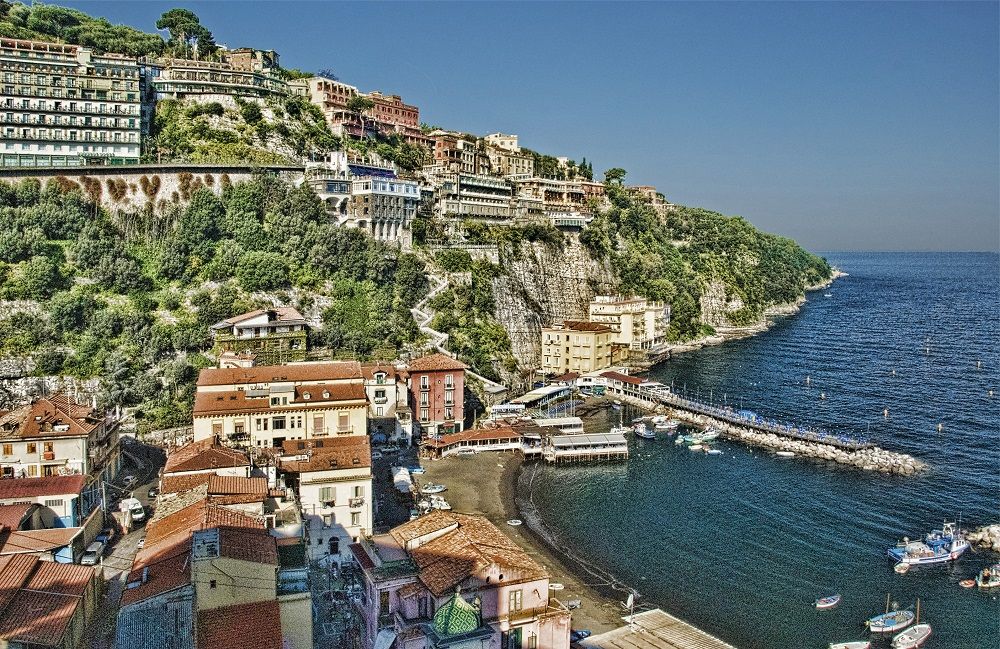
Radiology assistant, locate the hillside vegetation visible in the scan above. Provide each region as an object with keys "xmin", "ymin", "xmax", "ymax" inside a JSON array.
[{"xmin": 0, "ymin": 177, "xmax": 428, "ymax": 428}]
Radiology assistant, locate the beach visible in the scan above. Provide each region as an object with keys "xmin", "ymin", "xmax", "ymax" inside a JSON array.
[{"xmin": 420, "ymin": 452, "xmax": 624, "ymax": 634}]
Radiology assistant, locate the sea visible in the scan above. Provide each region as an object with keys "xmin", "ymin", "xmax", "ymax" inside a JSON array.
[{"xmin": 522, "ymin": 252, "xmax": 1000, "ymax": 648}]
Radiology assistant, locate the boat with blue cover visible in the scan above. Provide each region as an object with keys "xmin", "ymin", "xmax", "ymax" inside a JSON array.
[
  {"xmin": 887, "ymin": 521, "xmax": 969, "ymax": 566},
  {"xmin": 867, "ymin": 609, "xmax": 915, "ymax": 634}
]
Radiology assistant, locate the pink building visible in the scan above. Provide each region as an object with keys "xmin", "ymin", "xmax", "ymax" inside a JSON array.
[
  {"xmin": 349, "ymin": 511, "xmax": 571, "ymax": 649},
  {"xmin": 407, "ymin": 354, "xmax": 467, "ymax": 437}
]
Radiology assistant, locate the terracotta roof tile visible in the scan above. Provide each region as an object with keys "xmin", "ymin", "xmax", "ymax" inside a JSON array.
[
  {"xmin": 207, "ymin": 476, "xmax": 267, "ymax": 505},
  {"xmin": 600, "ymin": 370, "xmax": 644, "ymax": 385},
  {"xmin": 160, "ymin": 473, "xmax": 212, "ymax": 495},
  {"xmin": 193, "ymin": 383, "xmax": 365, "ymax": 417},
  {"xmin": 217, "ymin": 526, "xmax": 278, "ymax": 565},
  {"xmin": 406, "ymin": 353, "xmax": 468, "ymax": 372},
  {"xmin": 163, "ymin": 438, "xmax": 249, "ymax": 475},
  {"xmin": 196, "ymin": 361, "xmax": 362, "ymax": 387},
  {"xmin": 197, "ymin": 601, "xmax": 282, "ymax": 649},
  {"xmin": 560, "ymin": 320, "xmax": 612, "ymax": 333},
  {"xmin": 0, "ymin": 394, "xmax": 103, "ymax": 440},
  {"xmin": 0, "ymin": 527, "xmax": 79, "ymax": 555},
  {"xmin": 0, "ymin": 476, "xmax": 86, "ymax": 500},
  {"xmin": 279, "ymin": 436, "xmax": 371, "ymax": 473},
  {"xmin": 0, "ymin": 504, "xmax": 35, "ymax": 530},
  {"xmin": 0, "ymin": 556, "xmax": 96, "ymax": 646}
]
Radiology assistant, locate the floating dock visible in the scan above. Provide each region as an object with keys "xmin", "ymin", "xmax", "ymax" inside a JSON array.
[{"xmin": 580, "ymin": 608, "xmax": 738, "ymax": 649}]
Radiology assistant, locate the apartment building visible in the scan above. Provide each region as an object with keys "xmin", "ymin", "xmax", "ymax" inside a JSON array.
[
  {"xmin": 350, "ymin": 511, "xmax": 571, "ymax": 649},
  {"xmin": 145, "ymin": 57, "xmax": 288, "ymax": 100},
  {"xmin": 407, "ymin": 353, "xmax": 467, "ymax": 437},
  {"xmin": 429, "ymin": 170, "xmax": 515, "ymax": 222},
  {"xmin": 512, "ymin": 176, "xmax": 589, "ymax": 227},
  {"xmin": 0, "ymin": 37, "xmax": 140, "ymax": 167},
  {"xmin": 191, "ymin": 362, "xmax": 368, "ymax": 448},
  {"xmin": 588, "ymin": 295, "xmax": 671, "ymax": 350},
  {"xmin": 210, "ymin": 307, "xmax": 309, "ymax": 365},
  {"xmin": 0, "ymin": 475, "xmax": 87, "ymax": 529},
  {"xmin": 278, "ymin": 436, "xmax": 372, "ymax": 564},
  {"xmin": 349, "ymin": 173, "xmax": 420, "ymax": 247},
  {"xmin": 483, "ymin": 132, "xmax": 520, "ymax": 152},
  {"xmin": 223, "ymin": 47, "xmax": 280, "ymax": 73},
  {"xmin": 540, "ymin": 321, "xmax": 614, "ymax": 375},
  {"xmin": 361, "ymin": 362, "xmax": 413, "ymax": 445}
]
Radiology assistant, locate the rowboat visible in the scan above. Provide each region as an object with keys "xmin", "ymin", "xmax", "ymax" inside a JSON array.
[
  {"xmin": 893, "ymin": 562, "xmax": 910, "ymax": 574},
  {"xmin": 775, "ymin": 451, "xmax": 796, "ymax": 458},
  {"xmin": 829, "ymin": 642, "xmax": 870, "ymax": 649},
  {"xmin": 706, "ymin": 448, "xmax": 723, "ymax": 456},
  {"xmin": 814, "ymin": 594, "xmax": 841, "ymax": 610},
  {"xmin": 689, "ymin": 444, "xmax": 704, "ymax": 451},
  {"xmin": 867, "ymin": 609, "xmax": 915, "ymax": 634},
  {"xmin": 892, "ymin": 624, "xmax": 931, "ymax": 649}
]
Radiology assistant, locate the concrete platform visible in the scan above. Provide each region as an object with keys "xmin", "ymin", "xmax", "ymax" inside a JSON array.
[{"xmin": 580, "ymin": 608, "xmax": 738, "ymax": 649}]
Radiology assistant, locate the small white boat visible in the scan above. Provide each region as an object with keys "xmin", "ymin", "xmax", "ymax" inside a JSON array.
[
  {"xmin": 428, "ymin": 495, "xmax": 452, "ymax": 510},
  {"xmin": 611, "ymin": 400, "xmax": 623, "ymax": 410},
  {"xmin": 689, "ymin": 444, "xmax": 704, "ymax": 451},
  {"xmin": 976, "ymin": 563, "xmax": 1000, "ymax": 589},
  {"xmin": 829, "ymin": 643, "xmax": 870, "ymax": 649},
  {"xmin": 611, "ymin": 425, "xmax": 631, "ymax": 436},
  {"xmin": 894, "ymin": 562, "xmax": 910, "ymax": 574},
  {"xmin": 634, "ymin": 423, "xmax": 655, "ymax": 439},
  {"xmin": 815, "ymin": 594, "xmax": 841, "ymax": 609},
  {"xmin": 706, "ymin": 448, "xmax": 723, "ymax": 456},
  {"xmin": 824, "ymin": 293, "xmax": 833, "ymax": 298},
  {"xmin": 775, "ymin": 451, "xmax": 796, "ymax": 458},
  {"xmin": 506, "ymin": 519, "xmax": 523, "ymax": 526},
  {"xmin": 891, "ymin": 624, "xmax": 931, "ymax": 649},
  {"xmin": 420, "ymin": 483, "xmax": 447, "ymax": 494}
]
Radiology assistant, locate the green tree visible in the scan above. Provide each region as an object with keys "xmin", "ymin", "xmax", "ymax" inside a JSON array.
[
  {"xmin": 346, "ymin": 95, "xmax": 375, "ymax": 138},
  {"xmin": 236, "ymin": 251, "xmax": 290, "ymax": 291},
  {"xmin": 604, "ymin": 167, "xmax": 627, "ymax": 185},
  {"xmin": 155, "ymin": 8, "xmax": 215, "ymax": 58}
]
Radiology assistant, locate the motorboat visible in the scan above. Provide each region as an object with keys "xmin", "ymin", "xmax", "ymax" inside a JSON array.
[
  {"xmin": 976, "ymin": 563, "xmax": 1000, "ymax": 589},
  {"xmin": 814, "ymin": 594, "xmax": 841, "ymax": 610},
  {"xmin": 699, "ymin": 429, "xmax": 720, "ymax": 442},
  {"xmin": 706, "ymin": 448, "xmax": 723, "ymax": 456},
  {"xmin": 407, "ymin": 466, "xmax": 426, "ymax": 475},
  {"xmin": 689, "ymin": 444, "xmax": 704, "ymax": 451},
  {"xmin": 420, "ymin": 483, "xmax": 447, "ymax": 494},
  {"xmin": 829, "ymin": 643, "xmax": 870, "ymax": 649},
  {"xmin": 775, "ymin": 451, "xmax": 796, "ymax": 458},
  {"xmin": 428, "ymin": 495, "xmax": 452, "ymax": 511},
  {"xmin": 867, "ymin": 609, "xmax": 915, "ymax": 634},
  {"xmin": 891, "ymin": 624, "xmax": 931, "ymax": 649},
  {"xmin": 887, "ymin": 521, "xmax": 970, "ymax": 566},
  {"xmin": 634, "ymin": 423, "xmax": 655, "ymax": 439},
  {"xmin": 611, "ymin": 425, "xmax": 631, "ymax": 436},
  {"xmin": 894, "ymin": 562, "xmax": 910, "ymax": 574}
]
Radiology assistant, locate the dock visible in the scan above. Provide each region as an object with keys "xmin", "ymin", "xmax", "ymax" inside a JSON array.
[
  {"xmin": 580, "ymin": 608, "xmax": 738, "ymax": 649},
  {"xmin": 543, "ymin": 431, "xmax": 629, "ymax": 463}
]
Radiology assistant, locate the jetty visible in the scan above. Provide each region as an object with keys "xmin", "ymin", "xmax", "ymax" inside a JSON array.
[
  {"xmin": 599, "ymin": 372, "xmax": 928, "ymax": 474},
  {"xmin": 580, "ymin": 608, "xmax": 738, "ymax": 649}
]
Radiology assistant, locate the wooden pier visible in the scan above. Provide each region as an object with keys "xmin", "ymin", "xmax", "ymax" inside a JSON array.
[{"xmin": 580, "ymin": 609, "xmax": 738, "ymax": 649}]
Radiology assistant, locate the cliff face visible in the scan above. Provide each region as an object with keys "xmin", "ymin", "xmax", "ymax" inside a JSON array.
[{"xmin": 490, "ymin": 235, "xmax": 618, "ymax": 368}]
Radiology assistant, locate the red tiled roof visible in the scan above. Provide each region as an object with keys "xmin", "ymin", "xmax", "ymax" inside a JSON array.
[
  {"xmin": 217, "ymin": 526, "xmax": 277, "ymax": 565},
  {"xmin": 197, "ymin": 601, "xmax": 283, "ymax": 649},
  {"xmin": 279, "ymin": 436, "xmax": 371, "ymax": 473},
  {"xmin": 193, "ymin": 383, "xmax": 365, "ymax": 417},
  {"xmin": 294, "ymin": 383, "xmax": 367, "ymax": 403},
  {"xmin": 360, "ymin": 362, "xmax": 402, "ymax": 381},
  {"xmin": 0, "ymin": 556, "xmax": 95, "ymax": 646},
  {"xmin": 0, "ymin": 476, "xmax": 86, "ymax": 500},
  {"xmin": 406, "ymin": 353, "xmax": 467, "ymax": 372},
  {"xmin": 560, "ymin": 320, "xmax": 612, "ymax": 333},
  {"xmin": 0, "ymin": 394, "xmax": 102, "ymax": 440},
  {"xmin": 196, "ymin": 361, "xmax": 362, "ymax": 387},
  {"xmin": 207, "ymin": 476, "xmax": 267, "ymax": 505},
  {"xmin": 212, "ymin": 307, "xmax": 306, "ymax": 329},
  {"xmin": 0, "ymin": 504, "xmax": 35, "ymax": 530},
  {"xmin": 161, "ymin": 473, "xmax": 212, "ymax": 495},
  {"xmin": 120, "ymin": 544, "xmax": 191, "ymax": 607},
  {"xmin": 163, "ymin": 438, "xmax": 249, "ymax": 475},
  {"xmin": 349, "ymin": 543, "xmax": 374, "ymax": 572},
  {"xmin": 600, "ymin": 370, "xmax": 643, "ymax": 385},
  {"xmin": 0, "ymin": 527, "xmax": 79, "ymax": 555}
]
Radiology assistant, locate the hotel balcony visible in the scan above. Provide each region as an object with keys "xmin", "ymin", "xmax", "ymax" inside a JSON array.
[
  {"xmin": 349, "ymin": 497, "xmax": 365, "ymax": 508},
  {"xmin": 373, "ymin": 397, "xmax": 389, "ymax": 404}
]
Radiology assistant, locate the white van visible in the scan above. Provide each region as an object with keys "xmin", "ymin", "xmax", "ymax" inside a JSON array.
[
  {"xmin": 81, "ymin": 541, "xmax": 105, "ymax": 565},
  {"xmin": 121, "ymin": 497, "xmax": 145, "ymax": 523}
]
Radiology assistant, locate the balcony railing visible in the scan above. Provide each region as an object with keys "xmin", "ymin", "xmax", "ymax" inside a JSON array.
[{"xmin": 349, "ymin": 497, "xmax": 365, "ymax": 508}]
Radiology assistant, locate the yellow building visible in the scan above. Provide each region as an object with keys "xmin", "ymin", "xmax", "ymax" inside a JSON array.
[
  {"xmin": 588, "ymin": 295, "xmax": 671, "ymax": 350},
  {"xmin": 540, "ymin": 320, "xmax": 613, "ymax": 375}
]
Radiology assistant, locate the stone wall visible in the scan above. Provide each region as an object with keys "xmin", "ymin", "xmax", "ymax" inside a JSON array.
[{"xmin": 0, "ymin": 163, "xmax": 304, "ymax": 213}]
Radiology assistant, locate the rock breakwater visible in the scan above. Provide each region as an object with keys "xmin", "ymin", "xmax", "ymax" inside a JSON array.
[{"xmin": 967, "ymin": 524, "xmax": 1000, "ymax": 552}]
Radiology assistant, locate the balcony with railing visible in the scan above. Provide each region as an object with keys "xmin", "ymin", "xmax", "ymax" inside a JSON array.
[{"xmin": 349, "ymin": 497, "xmax": 365, "ymax": 508}]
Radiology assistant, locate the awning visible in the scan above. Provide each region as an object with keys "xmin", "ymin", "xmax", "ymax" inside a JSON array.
[{"xmin": 374, "ymin": 629, "xmax": 397, "ymax": 649}]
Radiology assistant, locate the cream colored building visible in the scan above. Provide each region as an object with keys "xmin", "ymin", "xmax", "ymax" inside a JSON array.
[
  {"xmin": 589, "ymin": 295, "xmax": 671, "ymax": 350},
  {"xmin": 192, "ymin": 362, "xmax": 368, "ymax": 449},
  {"xmin": 279, "ymin": 436, "xmax": 372, "ymax": 564},
  {"xmin": 540, "ymin": 320, "xmax": 613, "ymax": 375}
]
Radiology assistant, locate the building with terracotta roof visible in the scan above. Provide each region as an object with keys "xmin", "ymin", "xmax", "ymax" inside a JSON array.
[
  {"xmin": 540, "ymin": 321, "xmax": 614, "ymax": 375},
  {"xmin": 162, "ymin": 436, "xmax": 251, "ymax": 478},
  {"xmin": 0, "ymin": 475, "xmax": 86, "ymax": 527},
  {"xmin": 350, "ymin": 511, "xmax": 570, "ymax": 649},
  {"xmin": 588, "ymin": 295, "xmax": 671, "ymax": 351},
  {"xmin": 0, "ymin": 554, "xmax": 101, "ymax": 649},
  {"xmin": 196, "ymin": 600, "xmax": 284, "ymax": 649},
  {"xmin": 0, "ymin": 394, "xmax": 120, "ymax": 515},
  {"xmin": 192, "ymin": 361, "xmax": 368, "ymax": 449},
  {"xmin": 278, "ymin": 436, "xmax": 372, "ymax": 564},
  {"xmin": 210, "ymin": 307, "xmax": 309, "ymax": 365},
  {"xmin": 406, "ymin": 354, "xmax": 468, "ymax": 438}
]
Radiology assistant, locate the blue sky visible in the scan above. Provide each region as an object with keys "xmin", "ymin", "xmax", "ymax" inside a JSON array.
[{"xmin": 63, "ymin": 1, "xmax": 998, "ymax": 251}]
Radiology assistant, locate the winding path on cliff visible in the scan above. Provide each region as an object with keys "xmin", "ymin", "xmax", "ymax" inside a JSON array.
[{"xmin": 411, "ymin": 272, "xmax": 507, "ymax": 393}]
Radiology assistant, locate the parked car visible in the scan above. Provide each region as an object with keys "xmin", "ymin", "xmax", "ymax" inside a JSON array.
[
  {"xmin": 80, "ymin": 541, "xmax": 105, "ymax": 565},
  {"xmin": 371, "ymin": 451, "xmax": 383, "ymax": 460},
  {"xmin": 96, "ymin": 527, "xmax": 116, "ymax": 544},
  {"xmin": 136, "ymin": 537, "xmax": 145, "ymax": 550},
  {"xmin": 570, "ymin": 630, "xmax": 592, "ymax": 643},
  {"xmin": 381, "ymin": 444, "xmax": 401, "ymax": 454},
  {"xmin": 122, "ymin": 475, "xmax": 138, "ymax": 488},
  {"xmin": 148, "ymin": 486, "xmax": 160, "ymax": 499}
]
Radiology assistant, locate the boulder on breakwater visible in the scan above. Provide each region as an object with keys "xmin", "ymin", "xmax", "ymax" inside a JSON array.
[
  {"xmin": 669, "ymin": 409, "xmax": 928, "ymax": 475},
  {"xmin": 967, "ymin": 525, "xmax": 1000, "ymax": 552}
]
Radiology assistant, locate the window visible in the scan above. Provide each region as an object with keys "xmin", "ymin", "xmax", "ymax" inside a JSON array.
[
  {"xmin": 445, "ymin": 389, "xmax": 454, "ymax": 404},
  {"xmin": 375, "ymin": 389, "xmax": 386, "ymax": 400},
  {"xmin": 420, "ymin": 375, "xmax": 429, "ymax": 389},
  {"xmin": 3, "ymin": 444, "xmax": 12, "ymax": 456},
  {"xmin": 26, "ymin": 443, "xmax": 36, "ymax": 454},
  {"xmin": 351, "ymin": 512, "xmax": 361, "ymax": 526},
  {"xmin": 44, "ymin": 499, "xmax": 64, "ymax": 507},
  {"xmin": 376, "ymin": 407, "xmax": 383, "ymax": 417},
  {"xmin": 209, "ymin": 580, "xmax": 217, "ymax": 589},
  {"xmin": 419, "ymin": 393, "xmax": 429, "ymax": 407},
  {"xmin": 256, "ymin": 418, "xmax": 268, "ymax": 431},
  {"xmin": 212, "ymin": 422, "xmax": 222, "ymax": 435},
  {"xmin": 379, "ymin": 590, "xmax": 390, "ymax": 616},
  {"xmin": 445, "ymin": 374, "xmax": 454, "ymax": 388},
  {"xmin": 444, "ymin": 407, "xmax": 453, "ymax": 420},
  {"xmin": 353, "ymin": 485, "xmax": 363, "ymax": 498},
  {"xmin": 272, "ymin": 417, "xmax": 287, "ymax": 430},
  {"xmin": 319, "ymin": 487, "xmax": 333, "ymax": 504},
  {"xmin": 502, "ymin": 628, "xmax": 522, "ymax": 649},
  {"xmin": 312, "ymin": 415, "xmax": 324, "ymax": 433},
  {"xmin": 419, "ymin": 408, "xmax": 429, "ymax": 422},
  {"xmin": 508, "ymin": 589, "xmax": 523, "ymax": 612},
  {"xmin": 338, "ymin": 412, "xmax": 350, "ymax": 431}
]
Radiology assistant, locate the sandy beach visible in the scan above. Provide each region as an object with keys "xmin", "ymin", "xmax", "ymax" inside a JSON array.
[{"xmin": 420, "ymin": 452, "xmax": 624, "ymax": 635}]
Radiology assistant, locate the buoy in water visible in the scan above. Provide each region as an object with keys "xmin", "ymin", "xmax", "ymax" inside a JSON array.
[
  {"xmin": 891, "ymin": 369, "xmax": 897, "ymax": 376},
  {"xmin": 820, "ymin": 392, "xmax": 826, "ymax": 400},
  {"xmin": 937, "ymin": 423, "xmax": 943, "ymax": 432},
  {"xmin": 977, "ymin": 360, "xmax": 982, "ymax": 369},
  {"xmin": 884, "ymin": 408, "xmax": 889, "ymax": 419},
  {"xmin": 805, "ymin": 375, "xmax": 811, "ymax": 386}
]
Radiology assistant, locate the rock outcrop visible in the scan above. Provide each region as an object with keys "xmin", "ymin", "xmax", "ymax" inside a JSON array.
[{"xmin": 968, "ymin": 525, "xmax": 1000, "ymax": 552}]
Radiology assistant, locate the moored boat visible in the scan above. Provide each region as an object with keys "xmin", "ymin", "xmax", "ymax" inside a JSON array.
[
  {"xmin": 892, "ymin": 624, "xmax": 931, "ymax": 649},
  {"xmin": 887, "ymin": 521, "xmax": 969, "ymax": 566},
  {"xmin": 976, "ymin": 563, "xmax": 1000, "ymax": 589},
  {"xmin": 867, "ymin": 609, "xmax": 915, "ymax": 634},
  {"xmin": 610, "ymin": 425, "xmax": 631, "ymax": 436},
  {"xmin": 706, "ymin": 448, "xmax": 723, "ymax": 456},
  {"xmin": 814, "ymin": 594, "xmax": 841, "ymax": 609},
  {"xmin": 829, "ymin": 643, "xmax": 870, "ymax": 649},
  {"xmin": 775, "ymin": 451, "xmax": 796, "ymax": 458},
  {"xmin": 634, "ymin": 423, "xmax": 655, "ymax": 439},
  {"xmin": 420, "ymin": 483, "xmax": 447, "ymax": 494},
  {"xmin": 689, "ymin": 444, "xmax": 704, "ymax": 451}
]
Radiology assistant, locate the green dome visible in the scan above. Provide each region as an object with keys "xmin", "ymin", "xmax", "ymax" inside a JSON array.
[{"xmin": 432, "ymin": 591, "xmax": 481, "ymax": 637}]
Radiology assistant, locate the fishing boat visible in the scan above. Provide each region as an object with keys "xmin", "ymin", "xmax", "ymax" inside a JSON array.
[
  {"xmin": 420, "ymin": 483, "xmax": 447, "ymax": 494},
  {"xmin": 814, "ymin": 594, "xmax": 842, "ymax": 610},
  {"xmin": 829, "ymin": 643, "xmax": 869, "ymax": 649},
  {"xmin": 976, "ymin": 563, "xmax": 1000, "ymax": 589},
  {"xmin": 610, "ymin": 425, "xmax": 631, "ymax": 436},
  {"xmin": 892, "ymin": 624, "xmax": 931, "ymax": 649},
  {"xmin": 887, "ymin": 521, "xmax": 970, "ymax": 566},
  {"xmin": 634, "ymin": 423, "xmax": 655, "ymax": 439},
  {"xmin": 867, "ymin": 609, "xmax": 915, "ymax": 634}
]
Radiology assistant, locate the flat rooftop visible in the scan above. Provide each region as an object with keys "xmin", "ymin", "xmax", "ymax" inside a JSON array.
[{"xmin": 580, "ymin": 609, "xmax": 738, "ymax": 649}]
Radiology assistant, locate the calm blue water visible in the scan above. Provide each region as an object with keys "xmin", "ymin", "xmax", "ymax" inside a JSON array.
[{"xmin": 525, "ymin": 252, "xmax": 1000, "ymax": 649}]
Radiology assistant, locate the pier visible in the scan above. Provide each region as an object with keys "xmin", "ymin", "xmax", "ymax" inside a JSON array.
[{"xmin": 580, "ymin": 608, "xmax": 738, "ymax": 649}]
